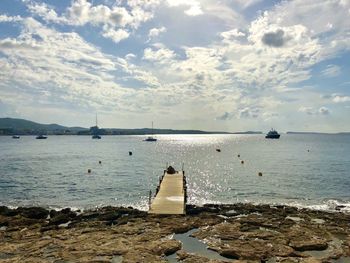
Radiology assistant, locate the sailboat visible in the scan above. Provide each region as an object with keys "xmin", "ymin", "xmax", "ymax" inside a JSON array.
[
  {"xmin": 144, "ymin": 121, "xmax": 157, "ymax": 142},
  {"xmin": 92, "ymin": 113, "xmax": 101, "ymax": 139}
]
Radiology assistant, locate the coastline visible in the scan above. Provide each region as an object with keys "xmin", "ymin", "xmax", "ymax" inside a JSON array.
[{"xmin": 1, "ymin": 203, "xmax": 349, "ymax": 262}]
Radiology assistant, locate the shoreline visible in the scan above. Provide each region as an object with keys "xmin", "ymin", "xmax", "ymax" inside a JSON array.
[{"xmin": 1, "ymin": 203, "xmax": 350, "ymax": 262}]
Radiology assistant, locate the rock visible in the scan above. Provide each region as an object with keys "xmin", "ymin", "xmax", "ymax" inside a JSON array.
[
  {"xmin": 176, "ymin": 250, "xmax": 229, "ymax": 262},
  {"xmin": 0, "ymin": 203, "xmax": 349, "ymax": 262},
  {"xmin": 148, "ymin": 239, "xmax": 182, "ymax": 256},
  {"xmin": 289, "ymin": 238, "xmax": 328, "ymax": 251},
  {"xmin": 16, "ymin": 207, "xmax": 49, "ymax": 219},
  {"xmin": 50, "ymin": 213, "xmax": 76, "ymax": 225},
  {"xmin": 0, "ymin": 206, "xmax": 18, "ymax": 216}
]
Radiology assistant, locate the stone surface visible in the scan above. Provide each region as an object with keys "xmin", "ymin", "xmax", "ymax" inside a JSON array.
[{"xmin": 0, "ymin": 204, "xmax": 349, "ymax": 262}]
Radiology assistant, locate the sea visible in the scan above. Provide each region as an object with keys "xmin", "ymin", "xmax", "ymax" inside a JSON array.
[{"xmin": 0, "ymin": 134, "xmax": 349, "ymax": 212}]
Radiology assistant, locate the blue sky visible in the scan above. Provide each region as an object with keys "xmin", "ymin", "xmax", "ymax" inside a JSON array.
[{"xmin": 0, "ymin": 0, "xmax": 350, "ymax": 132}]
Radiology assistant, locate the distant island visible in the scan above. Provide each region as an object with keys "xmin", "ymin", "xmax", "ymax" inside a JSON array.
[
  {"xmin": 0, "ymin": 117, "xmax": 262, "ymax": 136},
  {"xmin": 286, "ymin": 131, "xmax": 350, "ymax": 135}
]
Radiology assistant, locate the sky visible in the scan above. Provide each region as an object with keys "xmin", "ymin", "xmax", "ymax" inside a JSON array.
[{"xmin": 0, "ymin": 0, "xmax": 350, "ymax": 132}]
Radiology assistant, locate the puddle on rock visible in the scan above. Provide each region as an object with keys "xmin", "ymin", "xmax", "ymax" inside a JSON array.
[
  {"xmin": 285, "ymin": 216, "xmax": 304, "ymax": 222},
  {"xmin": 331, "ymin": 257, "xmax": 350, "ymax": 263},
  {"xmin": 304, "ymin": 237, "xmax": 343, "ymax": 259},
  {"xmin": 111, "ymin": 255, "xmax": 123, "ymax": 263},
  {"xmin": 166, "ymin": 228, "xmax": 232, "ymax": 262},
  {"xmin": 311, "ymin": 218, "xmax": 325, "ymax": 224}
]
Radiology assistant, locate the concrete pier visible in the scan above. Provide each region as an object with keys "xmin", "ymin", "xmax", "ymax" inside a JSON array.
[{"xmin": 149, "ymin": 171, "xmax": 186, "ymax": 215}]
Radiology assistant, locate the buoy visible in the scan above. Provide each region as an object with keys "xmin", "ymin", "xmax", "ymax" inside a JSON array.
[
  {"xmin": 258, "ymin": 172, "xmax": 263, "ymax": 176},
  {"xmin": 88, "ymin": 169, "xmax": 91, "ymax": 173},
  {"xmin": 241, "ymin": 160, "xmax": 244, "ymax": 164},
  {"xmin": 216, "ymin": 149, "xmax": 221, "ymax": 152},
  {"xmin": 129, "ymin": 151, "xmax": 132, "ymax": 156},
  {"xmin": 307, "ymin": 149, "xmax": 310, "ymax": 152},
  {"xmin": 99, "ymin": 161, "xmax": 102, "ymax": 164}
]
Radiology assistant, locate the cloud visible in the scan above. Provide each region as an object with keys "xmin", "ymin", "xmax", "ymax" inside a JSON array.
[
  {"xmin": 143, "ymin": 46, "xmax": 176, "ymax": 63},
  {"xmin": 0, "ymin": 18, "xmax": 130, "ymax": 112},
  {"xmin": 148, "ymin": 26, "xmax": 166, "ymax": 39},
  {"xmin": 321, "ymin": 64, "xmax": 341, "ymax": 78},
  {"xmin": 166, "ymin": 0, "xmax": 203, "ymax": 16},
  {"xmin": 125, "ymin": 53, "xmax": 136, "ymax": 60},
  {"xmin": 0, "ymin": 14, "xmax": 23, "ymax": 23},
  {"xmin": 102, "ymin": 27, "xmax": 129, "ymax": 43},
  {"xmin": 26, "ymin": 2, "xmax": 68, "ymax": 24},
  {"xmin": 319, "ymin": 106, "xmax": 330, "ymax": 115},
  {"xmin": 216, "ymin": 111, "xmax": 232, "ymax": 120},
  {"xmin": 25, "ymin": 0, "xmax": 156, "ymax": 31},
  {"xmin": 238, "ymin": 107, "xmax": 259, "ymax": 118},
  {"xmin": 261, "ymin": 29, "xmax": 290, "ymax": 47},
  {"xmin": 220, "ymin": 29, "xmax": 245, "ymax": 41},
  {"xmin": 0, "ymin": 38, "xmax": 39, "ymax": 50},
  {"xmin": 1, "ymin": 0, "xmax": 350, "ymax": 131},
  {"xmin": 299, "ymin": 106, "xmax": 331, "ymax": 115},
  {"xmin": 299, "ymin": 106, "xmax": 314, "ymax": 115},
  {"xmin": 332, "ymin": 94, "xmax": 350, "ymax": 103}
]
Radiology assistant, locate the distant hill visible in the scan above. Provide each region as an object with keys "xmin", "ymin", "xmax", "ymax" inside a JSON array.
[
  {"xmin": 0, "ymin": 118, "xmax": 86, "ymax": 135},
  {"xmin": 286, "ymin": 131, "xmax": 350, "ymax": 135},
  {"xmin": 0, "ymin": 117, "xmax": 263, "ymax": 135}
]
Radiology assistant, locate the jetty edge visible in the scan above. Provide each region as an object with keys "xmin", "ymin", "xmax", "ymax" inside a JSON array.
[{"xmin": 148, "ymin": 167, "xmax": 187, "ymax": 215}]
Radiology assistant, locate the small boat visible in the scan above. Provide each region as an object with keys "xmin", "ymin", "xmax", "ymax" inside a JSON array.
[
  {"xmin": 12, "ymin": 135, "xmax": 20, "ymax": 139},
  {"xmin": 144, "ymin": 136, "xmax": 157, "ymax": 142},
  {"xmin": 92, "ymin": 134, "xmax": 101, "ymax": 139},
  {"xmin": 265, "ymin": 129, "xmax": 280, "ymax": 139},
  {"xmin": 92, "ymin": 113, "xmax": 102, "ymax": 139},
  {"xmin": 36, "ymin": 135, "xmax": 47, "ymax": 139},
  {"xmin": 144, "ymin": 121, "xmax": 157, "ymax": 142}
]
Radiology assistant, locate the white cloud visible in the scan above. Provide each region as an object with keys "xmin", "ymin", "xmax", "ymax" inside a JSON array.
[
  {"xmin": 238, "ymin": 107, "xmax": 259, "ymax": 118},
  {"xmin": 0, "ymin": 18, "xmax": 130, "ymax": 112},
  {"xmin": 102, "ymin": 27, "xmax": 129, "ymax": 43},
  {"xmin": 25, "ymin": 0, "xmax": 155, "ymax": 29},
  {"xmin": 143, "ymin": 46, "xmax": 176, "ymax": 63},
  {"xmin": 125, "ymin": 53, "xmax": 136, "ymax": 60},
  {"xmin": 26, "ymin": 2, "xmax": 68, "ymax": 24},
  {"xmin": 299, "ymin": 106, "xmax": 331, "ymax": 115},
  {"xmin": 1, "ymin": 0, "xmax": 350, "ymax": 131},
  {"xmin": 220, "ymin": 29, "xmax": 245, "ymax": 41},
  {"xmin": 332, "ymin": 94, "xmax": 350, "ymax": 103},
  {"xmin": 0, "ymin": 14, "xmax": 23, "ymax": 23},
  {"xmin": 166, "ymin": 0, "xmax": 203, "ymax": 16},
  {"xmin": 148, "ymin": 26, "xmax": 166, "ymax": 39},
  {"xmin": 321, "ymin": 64, "xmax": 341, "ymax": 78},
  {"xmin": 299, "ymin": 106, "xmax": 314, "ymax": 115}
]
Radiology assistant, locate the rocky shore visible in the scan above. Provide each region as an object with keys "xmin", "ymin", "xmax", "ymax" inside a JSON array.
[{"xmin": 0, "ymin": 204, "xmax": 349, "ymax": 262}]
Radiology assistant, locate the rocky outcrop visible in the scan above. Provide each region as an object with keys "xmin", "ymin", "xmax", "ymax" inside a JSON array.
[{"xmin": 0, "ymin": 204, "xmax": 349, "ymax": 262}]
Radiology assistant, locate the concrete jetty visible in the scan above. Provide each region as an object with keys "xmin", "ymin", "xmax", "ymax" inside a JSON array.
[{"xmin": 149, "ymin": 170, "xmax": 187, "ymax": 215}]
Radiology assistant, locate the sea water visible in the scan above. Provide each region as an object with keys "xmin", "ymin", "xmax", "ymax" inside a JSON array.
[{"xmin": 0, "ymin": 134, "xmax": 349, "ymax": 211}]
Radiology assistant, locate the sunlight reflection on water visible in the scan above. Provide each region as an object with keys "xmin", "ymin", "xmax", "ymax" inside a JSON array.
[{"xmin": 0, "ymin": 134, "xmax": 350, "ymax": 210}]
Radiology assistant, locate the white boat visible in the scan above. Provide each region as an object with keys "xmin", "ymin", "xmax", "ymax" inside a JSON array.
[
  {"xmin": 92, "ymin": 113, "xmax": 102, "ymax": 139},
  {"xmin": 144, "ymin": 121, "xmax": 157, "ymax": 142}
]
